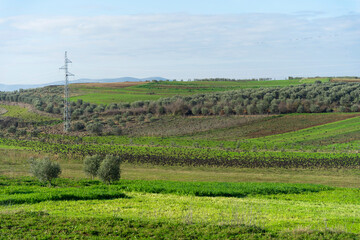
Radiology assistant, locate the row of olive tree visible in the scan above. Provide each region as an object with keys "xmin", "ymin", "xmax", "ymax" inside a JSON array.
[
  {"xmin": 29, "ymin": 155, "xmax": 121, "ymax": 186},
  {"xmin": 4, "ymin": 82, "xmax": 360, "ymax": 135}
]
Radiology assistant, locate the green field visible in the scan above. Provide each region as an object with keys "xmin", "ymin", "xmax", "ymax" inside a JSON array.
[
  {"xmin": 1, "ymin": 176, "xmax": 359, "ymax": 239},
  {"xmin": 70, "ymin": 78, "xmax": 330, "ymax": 104},
  {"xmin": 0, "ymin": 104, "xmax": 59, "ymax": 122}
]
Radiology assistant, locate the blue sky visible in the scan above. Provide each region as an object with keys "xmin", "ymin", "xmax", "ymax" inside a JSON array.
[{"xmin": 0, "ymin": 0, "xmax": 360, "ymax": 84}]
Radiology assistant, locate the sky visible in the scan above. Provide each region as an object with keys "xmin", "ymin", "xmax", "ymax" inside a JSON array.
[{"xmin": 0, "ymin": 0, "xmax": 360, "ymax": 84}]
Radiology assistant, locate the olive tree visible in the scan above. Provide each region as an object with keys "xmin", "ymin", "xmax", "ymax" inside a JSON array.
[
  {"xmin": 83, "ymin": 155, "xmax": 103, "ymax": 179},
  {"xmin": 97, "ymin": 155, "xmax": 121, "ymax": 184},
  {"xmin": 29, "ymin": 157, "xmax": 61, "ymax": 186}
]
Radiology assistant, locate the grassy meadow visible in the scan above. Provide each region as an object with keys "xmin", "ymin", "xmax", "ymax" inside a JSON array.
[{"xmin": 0, "ymin": 104, "xmax": 59, "ymax": 122}]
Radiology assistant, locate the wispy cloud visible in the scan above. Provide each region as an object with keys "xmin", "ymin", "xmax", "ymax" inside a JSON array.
[{"xmin": 0, "ymin": 13, "xmax": 359, "ymax": 84}]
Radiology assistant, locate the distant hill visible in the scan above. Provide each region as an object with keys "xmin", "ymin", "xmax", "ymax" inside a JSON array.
[{"xmin": 0, "ymin": 77, "xmax": 168, "ymax": 91}]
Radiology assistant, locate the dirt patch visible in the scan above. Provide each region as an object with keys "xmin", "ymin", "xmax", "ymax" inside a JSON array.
[
  {"xmin": 248, "ymin": 113, "xmax": 360, "ymax": 138},
  {"xmin": 330, "ymin": 78, "xmax": 360, "ymax": 83},
  {"xmin": 71, "ymin": 81, "xmax": 146, "ymax": 89}
]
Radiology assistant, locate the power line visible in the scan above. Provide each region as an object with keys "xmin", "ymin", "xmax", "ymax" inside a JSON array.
[{"xmin": 59, "ymin": 51, "xmax": 74, "ymax": 132}]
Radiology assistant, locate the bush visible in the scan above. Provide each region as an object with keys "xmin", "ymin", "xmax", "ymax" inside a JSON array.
[
  {"xmin": 31, "ymin": 129, "xmax": 40, "ymax": 137},
  {"xmin": 138, "ymin": 115, "xmax": 145, "ymax": 122},
  {"xmin": 149, "ymin": 117, "xmax": 158, "ymax": 122},
  {"xmin": 97, "ymin": 155, "xmax": 121, "ymax": 184},
  {"xmin": 350, "ymin": 104, "xmax": 359, "ymax": 112},
  {"xmin": 7, "ymin": 126, "xmax": 17, "ymax": 134},
  {"xmin": 17, "ymin": 129, "xmax": 27, "ymax": 136},
  {"xmin": 86, "ymin": 122, "xmax": 103, "ymax": 135},
  {"xmin": 83, "ymin": 155, "xmax": 103, "ymax": 179},
  {"xmin": 72, "ymin": 121, "xmax": 85, "ymax": 131},
  {"xmin": 29, "ymin": 157, "xmax": 61, "ymax": 186},
  {"xmin": 201, "ymin": 107, "xmax": 209, "ymax": 115},
  {"xmin": 112, "ymin": 127, "xmax": 122, "ymax": 136}
]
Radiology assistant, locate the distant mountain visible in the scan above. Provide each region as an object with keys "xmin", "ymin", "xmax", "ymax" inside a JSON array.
[{"xmin": 0, "ymin": 77, "xmax": 169, "ymax": 91}]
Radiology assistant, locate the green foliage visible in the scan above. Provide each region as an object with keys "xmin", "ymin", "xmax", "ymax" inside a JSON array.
[
  {"xmin": 118, "ymin": 180, "xmax": 332, "ymax": 197},
  {"xmin": 86, "ymin": 122, "xmax": 103, "ymax": 135},
  {"xmin": 7, "ymin": 126, "xmax": 16, "ymax": 134},
  {"xmin": 29, "ymin": 157, "xmax": 61, "ymax": 185},
  {"xmin": 0, "ymin": 176, "xmax": 333, "ymax": 204},
  {"xmin": 72, "ymin": 121, "xmax": 85, "ymax": 131},
  {"xmin": 97, "ymin": 155, "xmax": 121, "ymax": 184},
  {"xmin": 83, "ymin": 155, "xmax": 103, "ymax": 179}
]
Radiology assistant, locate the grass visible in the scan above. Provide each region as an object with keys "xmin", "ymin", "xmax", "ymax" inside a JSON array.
[
  {"xmin": 0, "ymin": 177, "xmax": 359, "ymax": 238},
  {"xmin": 4, "ymin": 212, "xmax": 356, "ymax": 240},
  {"xmin": 0, "ymin": 177, "xmax": 332, "ymax": 203},
  {"xmin": 70, "ymin": 78, "xmax": 330, "ymax": 104},
  {"xmin": 1, "ymin": 148, "xmax": 360, "ymax": 188},
  {"xmin": 0, "ymin": 104, "xmax": 58, "ymax": 122}
]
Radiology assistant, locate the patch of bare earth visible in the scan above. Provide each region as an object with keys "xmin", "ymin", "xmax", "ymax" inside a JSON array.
[
  {"xmin": 186, "ymin": 113, "xmax": 360, "ymax": 140},
  {"xmin": 330, "ymin": 78, "xmax": 360, "ymax": 83},
  {"xmin": 125, "ymin": 115, "xmax": 269, "ymax": 137},
  {"xmin": 248, "ymin": 113, "xmax": 360, "ymax": 138}
]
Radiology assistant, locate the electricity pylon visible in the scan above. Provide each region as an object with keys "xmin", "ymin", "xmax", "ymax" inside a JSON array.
[{"xmin": 59, "ymin": 51, "xmax": 74, "ymax": 132}]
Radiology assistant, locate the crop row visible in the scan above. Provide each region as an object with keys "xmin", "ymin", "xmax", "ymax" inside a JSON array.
[{"xmin": 0, "ymin": 138, "xmax": 359, "ymax": 168}]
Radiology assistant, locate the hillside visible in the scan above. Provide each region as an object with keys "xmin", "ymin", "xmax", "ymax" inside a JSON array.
[{"xmin": 2, "ymin": 78, "xmax": 360, "ymax": 238}]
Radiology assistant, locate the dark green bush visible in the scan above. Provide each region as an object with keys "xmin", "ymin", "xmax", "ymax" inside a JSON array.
[{"xmin": 72, "ymin": 121, "xmax": 85, "ymax": 131}]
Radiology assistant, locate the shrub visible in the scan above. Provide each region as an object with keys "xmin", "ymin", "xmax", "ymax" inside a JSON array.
[
  {"xmin": 31, "ymin": 129, "xmax": 40, "ymax": 137},
  {"xmin": 112, "ymin": 127, "xmax": 122, "ymax": 136},
  {"xmin": 86, "ymin": 122, "xmax": 103, "ymax": 135},
  {"xmin": 97, "ymin": 155, "xmax": 121, "ymax": 184},
  {"xmin": 83, "ymin": 155, "xmax": 103, "ymax": 179},
  {"xmin": 17, "ymin": 129, "xmax": 27, "ymax": 136},
  {"xmin": 138, "ymin": 115, "xmax": 145, "ymax": 122},
  {"xmin": 351, "ymin": 104, "xmax": 359, "ymax": 112},
  {"xmin": 310, "ymin": 104, "xmax": 321, "ymax": 113},
  {"xmin": 149, "ymin": 117, "xmax": 158, "ymax": 122},
  {"xmin": 72, "ymin": 122, "xmax": 85, "ymax": 131},
  {"xmin": 191, "ymin": 106, "xmax": 201, "ymax": 115},
  {"xmin": 29, "ymin": 157, "xmax": 61, "ymax": 186},
  {"xmin": 201, "ymin": 107, "xmax": 209, "ymax": 115},
  {"xmin": 7, "ymin": 126, "xmax": 17, "ymax": 134}
]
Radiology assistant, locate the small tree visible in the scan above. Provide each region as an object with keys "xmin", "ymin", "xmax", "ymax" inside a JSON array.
[
  {"xmin": 97, "ymin": 155, "xmax": 121, "ymax": 184},
  {"xmin": 83, "ymin": 155, "xmax": 103, "ymax": 179},
  {"xmin": 29, "ymin": 157, "xmax": 61, "ymax": 186},
  {"xmin": 86, "ymin": 122, "xmax": 103, "ymax": 135},
  {"xmin": 72, "ymin": 121, "xmax": 85, "ymax": 131},
  {"xmin": 8, "ymin": 126, "xmax": 17, "ymax": 134}
]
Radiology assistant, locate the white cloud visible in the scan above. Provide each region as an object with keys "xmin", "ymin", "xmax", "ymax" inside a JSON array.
[{"xmin": 0, "ymin": 13, "xmax": 359, "ymax": 84}]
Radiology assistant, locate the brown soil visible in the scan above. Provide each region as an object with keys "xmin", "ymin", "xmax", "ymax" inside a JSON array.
[
  {"xmin": 330, "ymin": 78, "xmax": 360, "ymax": 83},
  {"xmin": 248, "ymin": 113, "xmax": 360, "ymax": 138}
]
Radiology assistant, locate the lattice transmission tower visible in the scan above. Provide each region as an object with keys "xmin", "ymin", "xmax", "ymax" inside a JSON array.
[{"xmin": 59, "ymin": 51, "xmax": 74, "ymax": 132}]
